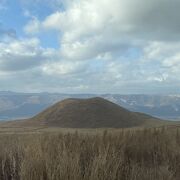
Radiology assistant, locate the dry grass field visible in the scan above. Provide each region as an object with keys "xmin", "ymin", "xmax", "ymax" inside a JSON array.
[{"xmin": 0, "ymin": 126, "xmax": 179, "ymax": 180}]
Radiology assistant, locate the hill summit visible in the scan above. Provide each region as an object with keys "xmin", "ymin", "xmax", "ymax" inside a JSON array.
[{"xmin": 16, "ymin": 97, "xmax": 161, "ymax": 128}]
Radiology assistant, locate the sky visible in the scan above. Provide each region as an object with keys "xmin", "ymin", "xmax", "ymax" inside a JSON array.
[{"xmin": 0, "ymin": 0, "xmax": 180, "ymax": 94}]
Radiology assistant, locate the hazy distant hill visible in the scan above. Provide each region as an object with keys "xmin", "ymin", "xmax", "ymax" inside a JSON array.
[
  {"xmin": 8, "ymin": 97, "xmax": 162, "ymax": 128},
  {"xmin": 0, "ymin": 91, "xmax": 180, "ymax": 121},
  {"xmin": 103, "ymin": 94, "xmax": 180, "ymax": 120}
]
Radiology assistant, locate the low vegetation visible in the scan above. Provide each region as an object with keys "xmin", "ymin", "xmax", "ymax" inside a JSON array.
[{"xmin": 0, "ymin": 127, "xmax": 180, "ymax": 180}]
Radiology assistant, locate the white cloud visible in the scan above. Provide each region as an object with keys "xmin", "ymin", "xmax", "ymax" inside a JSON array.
[
  {"xmin": 42, "ymin": 0, "xmax": 180, "ymax": 41},
  {"xmin": 35, "ymin": 0, "xmax": 180, "ymax": 62},
  {"xmin": 42, "ymin": 60, "xmax": 87, "ymax": 75},
  {"xmin": 144, "ymin": 41, "xmax": 180, "ymax": 68},
  {"xmin": 24, "ymin": 18, "xmax": 41, "ymax": 34},
  {"xmin": 3, "ymin": 0, "xmax": 180, "ymax": 93},
  {"xmin": 0, "ymin": 38, "xmax": 54, "ymax": 71}
]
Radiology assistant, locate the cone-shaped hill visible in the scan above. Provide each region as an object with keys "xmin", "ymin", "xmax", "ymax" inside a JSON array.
[{"xmin": 13, "ymin": 97, "xmax": 163, "ymax": 128}]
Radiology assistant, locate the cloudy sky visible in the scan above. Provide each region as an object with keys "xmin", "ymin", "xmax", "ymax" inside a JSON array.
[{"xmin": 0, "ymin": 0, "xmax": 180, "ymax": 94}]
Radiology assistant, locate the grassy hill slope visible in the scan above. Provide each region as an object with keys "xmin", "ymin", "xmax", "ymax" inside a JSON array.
[{"xmin": 4, "ymin": 97, "xmax": 166, "ymax": 128}]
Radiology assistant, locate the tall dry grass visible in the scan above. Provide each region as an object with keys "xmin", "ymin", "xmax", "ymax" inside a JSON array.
[{"xmin": 0, "ymin": 127, "xmax": 179, "ymax": 180}]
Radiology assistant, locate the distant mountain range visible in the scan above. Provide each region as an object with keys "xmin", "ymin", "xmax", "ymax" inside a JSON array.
[{"xmin": 0, "ymin": 91, "xmax": 180, "ymax": 121}]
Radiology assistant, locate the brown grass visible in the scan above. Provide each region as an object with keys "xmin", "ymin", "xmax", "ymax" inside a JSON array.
[{"xmin": 0, "ymin": 127, "xmax": 179, "ymax": 180}]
